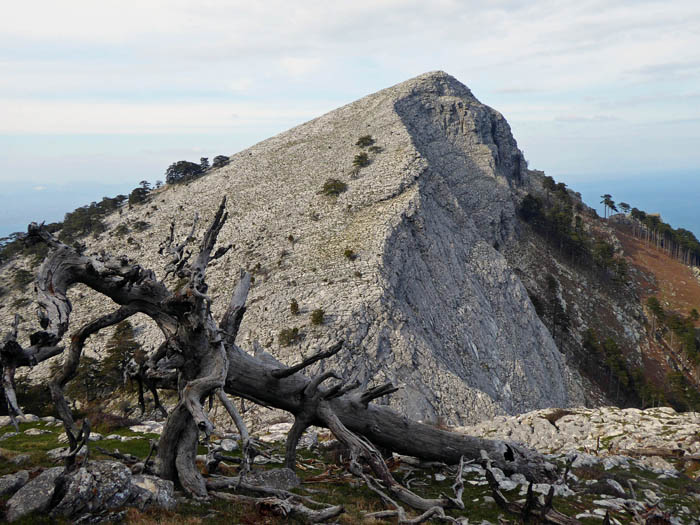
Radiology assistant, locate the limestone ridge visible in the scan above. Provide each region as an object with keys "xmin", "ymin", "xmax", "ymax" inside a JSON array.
[
  {"xmin": 319, "ymin": 71, "xmax": 582, "ymax": 420},
  {"xmin": 2, "ymin": 71, "xmax": 584, "ymax": 424}
]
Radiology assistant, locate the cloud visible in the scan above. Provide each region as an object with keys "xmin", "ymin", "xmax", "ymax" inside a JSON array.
[
  {"xmin": 625, "ymin": 59, "xmax": 700, "ymax": 82},
  {"xmin": 0, "ymin": 98, "xmax": 335, "ymax": 134},
  {"xmin": 554, "ymin": 114, "xmax": 622, "ymax": 123},
  {"xmin": 493, "ymin": 87, "xmax": 544, "ymax": 95},
  {"xmin": 646, "ymin": 117, "xmax": 700, "ymax": 126},
  {"xmin": 228, "ymin": 78, "xmax": 254, "ymax": 93},
  {"xmin": 2, "ymin": 1, "xmax": 698, "ymax": 98},
  {"xmin": 279, "ymin": 57, "xmax": 323, "ymax": 78},
  {"xmin": 0, "ymin": 0, "xmax": 699, "ymax": 181},
  {"xmin": 33, "ymin": 185, "xmax": 47, "ymax": 191}
]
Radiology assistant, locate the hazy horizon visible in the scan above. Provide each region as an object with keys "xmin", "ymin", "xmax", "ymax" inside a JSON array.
[{"xmin": 2, "ymin": 168, "xmax": 698, "ymax": 241}]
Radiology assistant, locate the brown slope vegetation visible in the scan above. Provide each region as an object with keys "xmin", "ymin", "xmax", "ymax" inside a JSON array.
[
  {"xmin": 614, "ymin": 222, "xmax": 700, "ymax": 319},
  {"xmin": 612, "ymin": 221, "xmax": 700, "ymax": 393}
]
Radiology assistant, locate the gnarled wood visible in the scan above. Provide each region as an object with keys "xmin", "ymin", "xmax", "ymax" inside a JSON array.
[
  {"xmin": 2, "ymin": 313, "xmax": 64, "ymax": 430},
  {"xmin": 50, "ymin": 306, "xmax": 137, "ymax": 438}
]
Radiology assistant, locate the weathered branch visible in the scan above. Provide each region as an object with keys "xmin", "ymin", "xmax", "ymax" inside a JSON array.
[
  {"xmin": 1, "ymin": 314, "xmax": 62, "ymax": 430},
  {"xmin": 210, "ymin": 492, "xmax": 345, "ymax": 523},
  {"xmin": 360, "ymin": 382, "xmax": 400, "ymax": 407},
  {"xmin": 305, "ymin": 370, "xmax": 340, "ymax": 395},
  {"xmin": 219, "ymin": 270, "xmax": 251, "ymax": 347},
  {"xmin": 217, "ymin": 388, "xmax": 257, "ymax": 476},
  {"xmin": 27, "ymin": 223, "xmax": 176, "ymax": 337},
  {"xmin": 284, "ymin": 417, "xmax": 310, "ymax": 470},
  {"xmin": 50, "ymin": 306, "xmax": 137, "ymax": 437},
  {"xmin": 1, "ymin": 316, "xmax": 23, "ymax": 428},
  {"xmin": 363, "ymin": 458, "xmax": 468, "ymax": 523},
  {"xmin": 207, "ymin": 475, "xmax": 323, "ymax": 506},
  {"xmin": 174, "ymin": 198, "xmax": 231, "ymax": 439},
  {"xmin": 94, "ymin": 440, "xmax": 156, "ymax": 475},
  {"xmin": 271, "ymin": 340, "xmax": 344, "ymax": 379},
  {"xmin": 323, "ymin": 379, "xmax": 361, "ymax": 400},
  {"xmin": 319, "ymin": 402, "xmax": 456, "ymax": 513},
  {"xmin": 1, "ymin": 363, "xmax": 21, "ymax": 430},
  {"xmin": 189, "ymin": 197, "xmax": 228, "ymax": 297},
  {"xmin": 65, "ymin": 418, "xmax": 91, "ymax": 471},
  {"xmin": 445, "ymin": 456, "xmax": 467, "ymax": 510},
  {"xmin": 160, "ymin": 213, "xmax": 198, "ymax": 280}
]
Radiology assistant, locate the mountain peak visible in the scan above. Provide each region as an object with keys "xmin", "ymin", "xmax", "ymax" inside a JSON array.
[
  {"xmin": 393, "ymin": 70, "xmax": 474, "ymax": 95},
  {"xmin": 2, "ymin": 73, "xmax": 581, "ymax": 425},
  {"xmin": 361, "ymin": 70, "xmax": 476, "ymax": 105}
]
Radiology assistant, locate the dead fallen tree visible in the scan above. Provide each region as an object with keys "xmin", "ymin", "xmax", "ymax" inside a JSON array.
[{"xmin": 0, "ymin": 197, "xmax": 558, "ymax": 518}]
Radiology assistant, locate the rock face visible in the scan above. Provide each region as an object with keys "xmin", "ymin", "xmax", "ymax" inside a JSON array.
[{"xmin": 1, "ymin": 71, "xmax": 585, "ymax": 424}]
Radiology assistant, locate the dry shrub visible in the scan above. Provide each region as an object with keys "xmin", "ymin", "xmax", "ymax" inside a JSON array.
[
  {"xmin": 81, "ymin": 409, "xmax": 139, "ymax": 433},
  {"xmin": 126, "ymin": 508, "xmax": 202, "ymax": 525}
]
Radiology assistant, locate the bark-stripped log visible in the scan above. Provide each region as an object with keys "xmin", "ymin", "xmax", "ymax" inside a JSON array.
[{"xmin": 223, "ymin": 342, "xmax": 554, "ymax": 481}]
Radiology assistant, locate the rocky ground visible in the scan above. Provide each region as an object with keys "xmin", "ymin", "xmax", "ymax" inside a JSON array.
[
  {"xmin": 457, "ymin": 406, "xmax": 700, "ymax": 459},
  {"xmin": 1, "ymin": 405, "xmax": 699, "ymax": 523}
]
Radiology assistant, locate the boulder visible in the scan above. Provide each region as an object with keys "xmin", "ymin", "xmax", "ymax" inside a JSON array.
[
  {"xmin": 220, "ymin": 438, "xmax": 237, "ymax": 452},
  {"xmin": 16, "ymin": 414, "xmax": 39, "ymax": 423},
  {"xmin": 131, "ymin": 475, "xmax": 176, "ymax": 510},
  {"xmin": 299, "ymin": 430, "xmax": 319, "ymax": 449},
  {"xmin": 11, "ymin": 454, "xmax": 30, "ymax": 465},
  {"xmin": 50, "ymin": 461, "xmax": 132, "ymax": 519},
  {"xmin": 0, "ymin": 470, "xmax": 29, "ymax": 498},
  {"xmin": 498, "ymin": 479, "xmax": 518, "ymax": 491},
  {"xmin": 24, "ymin": 428, "xmax": 51, "ymax": 436},
  {"xmin": 246, "ymin": 468, "xmax": 301, "ymax": 490},
  {"xmin": 5, "ymin": 466, "xmax": 64, "ymax": 522},
  {"xmin": 129, "ymin": 421, "xmax": 163, "ymax": 434},
  {"xmin": 46, "ymin": 445, "xmax": 87, "ymax": 460},
  {"xmin": 259, "ymin": 422, "xmax": 293, "ymax": 443},
  {"xmin": 638, "ymin": 455, "xmax": 678, "ymax": 475}
]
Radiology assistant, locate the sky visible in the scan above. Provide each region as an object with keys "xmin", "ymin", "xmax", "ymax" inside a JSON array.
[{"xmin": 1, "ymin": 0, "xmax": 699, "ymax": 236}]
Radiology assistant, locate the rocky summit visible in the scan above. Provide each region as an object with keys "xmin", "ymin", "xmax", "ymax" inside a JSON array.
[{"xmin": 2, "ymin": 71, "xmax": 586, "ymax": 424}]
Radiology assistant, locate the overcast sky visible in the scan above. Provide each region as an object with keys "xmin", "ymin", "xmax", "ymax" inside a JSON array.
[{"xmin": 1, "ymin": 0, "xmax": 699, "ymax": 235}]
